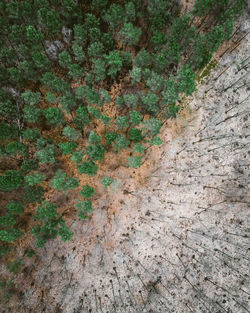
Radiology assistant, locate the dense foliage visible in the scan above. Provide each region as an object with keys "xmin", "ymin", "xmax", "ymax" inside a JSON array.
[{"xmin": 0, "ymin": 0, "xmax": 245, "ymax": 285}]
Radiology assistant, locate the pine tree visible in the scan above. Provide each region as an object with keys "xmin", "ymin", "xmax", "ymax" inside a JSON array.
[
  {"xmin": 89, "ymin": 131, "xmax": 101, "ymax": 144},
  {"xmin": 22, "ymin": 90, "xmax": 41, "ymax": 106},
  {"xmin": 40, "ymin": 8, "xmax": 62, "ymax": 34},
  {"xmin": 68, "ymin": 64, "xmax": 84, "ymax": 79},
  {"xmin": 133, "ymin": 143, "xmax": 146, "ymax": 154},
  {"xmin": 36, "ymin": 145, "xmax": 56, "ymax": 164},
  {"xmin": 77, "ymin": 161, "xmax": 98, "ymax": 176},
  {"xmin": 73, "ymin": 24, "xmax": 87, "ymax": 44},
  {"xmin": 104, "ymin": 50, "xmax": 122, "ymax": 78},
  {"xmin": 0, "ymin": 121, "xmax": 18, "ymax": 140},
  {"xmin": 99, "ymin": 89, "xmax": 111, "ymax": 103},
  {"xmin": 26, "ymin": 25, "xmax": 44, "ymax": 45},
  {"xmin": 129, "ymin": 128, "xmax": 142, "ymax": 142},
  {"xmin": 72, "ymin": 42, "xmax": 85, "ymax": 62},
  {"xmin": 121, "ymin": 51, "xmax": 132, "ymax": 67},
  {"xmin": 5, "ymin": 142, "xmax": 28, "ymax": 157},
  {"xmin": 59, "ymin": 92, "xmax": 77, "ymax": 113},
  {"xmin": 116, "ymin": 116, "xmax": 129, "ymax": 130},
  {"xmin": 32, "ymin": 52, "xmax": 50, "ymax": 70},
  {"xmin": 85, "ymin": 144, "xmax": 105, "ymax": 161},
  {"xmin": 58, "ymin": 142, "xmax": 78, "ymax": 155},
  {"xmin": 191, "ymin": 0, "xmax": 215, "ymax": 17},
  {"xmin": 146, "ymin": 71, "xmax": 163, "ymax": 92},
  {"xmin": 141, "ymin": 92, "xmax": 159, "ymax": 114},
  {"xmin": 87, "ymin": 106, "xmax": 101, "ymax": 119},
  {"xmin": 125, "ymin": 1, "xmax": 136, "ymax": 22},
  {"xmin": 143, "ymin": 118, "xmax": 162, "ymax": 136},
  {"xmin": 88, "ymin": 27, "xmax": 101, "ymax": 43},
  {"xmin": 130, "ymin": 66, "xmax": 141, "ymax": 85},
  {"xmin": 129, "ymin": 110, "xmax": 142, "ymax": 125},
  {"xmin": 105, "ymin": 132, "xmax": 118, "ymax": 145},
  {"xmin": 0, "ymin": 170, "xmax": 23, "ymax": 192},
  {"xmin": 80, "ymin": 185, "xmax": 95, "ymax": 198},
  {"xmin": 133, "ymin": 48, "xmax": 151, "ymax": 68},
  {"xmin": 5, "ymin": 201, "xmax": 24, "ymax": 216},
  {"xmin": 22, "ymin": 128, "xmax": 40, "ymax": 141},
  {"xmin": 128, "ymin": 156, "xmax": 142, "ymax": 168},
  {"xmin": 75, "ymin": 200, "xmax": 93, "ymax": 220},
  {"xmin": 50, "ymin": 170, "xmax": 79, "ymax": 192},
  {"xmin": 103, "ymin": 4, "xmax": 124, "ymax": 30},
  {"xmin": 161, "ymin": 79, "xmax": 179, "ymax": 104},
  {"xmin": 92, "ymin": 0, "xmax": 108, "ymax": 11},
  {"xmin": 0, "ymin": 228, "xmax": 23, "ymax": 243},
  {"xmin": 165, "ymin": 104, "xmax": 180, "ymax": 119},
  {"xmin": 63, "ymin": 126, "xmax": 79, "ymax": 141},
  {"xmin": 21, "ymin": 159, "xmax": 38, "ymax": 173},
  {"xmin": 24, "ymin": 173, "xmax": 46, "ymax": 186},
  {"xmin": 177, "ymin": 65, "xmax": 196, "ymax": 96},
  {"xmin": 23, "ymin": 186, "xmax": 44, "ymax": 203},
  {"xmin": 43, "ymin": 108, "xmax": 65, "ymax": 125},
  {"xmin": 24, "ymin": 105, "xmax": 42, "ymax": 123},
  {"xmin": 75, "ymin": 106, "xmax": 91, "ymax": 125},
  {"xmin": 118, "ymin": 23, "xmax": 141, "ymax": 46},
  {"xmin": 114, "ymin": 134, "xmax": 129, "ymax": 152},
  {"xmin": 101, "ymin": 177, "xmax": 113, "ymax": 188},
  {"xmin": 59, "ymin": 50, "xmax": 72, "ymax": 68},
  {"xmin": 123, "ymin": 94, "xmax": 138, "ymax": 108},
  {"xmin": 150, "ymin": 136, "xmax": 162, "ymax": 146},
  {"xmin": 0, "ymin": 215, "xmax": 16, "ymax": 227},
  {"xmin": 92, "ymin": 58, "xmax": 106, "ymax": 81},
  {"xmin": 71, "ymin": 149, "xmax": 84, "ymax": 164},
  {"xmin": 88, "ymin": 42, "xmax": 104, "ymax": 58}
]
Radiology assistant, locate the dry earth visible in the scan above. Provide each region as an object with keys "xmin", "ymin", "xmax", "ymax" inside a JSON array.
[{"xmin": 2, "ymin": 6, "xmax": 250, "ymax": 313}]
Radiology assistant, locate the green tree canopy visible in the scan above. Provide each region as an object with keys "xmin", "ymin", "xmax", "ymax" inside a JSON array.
[{"xmin": 50, "ymin": 170, "xmax": 79, "ymax": 192}]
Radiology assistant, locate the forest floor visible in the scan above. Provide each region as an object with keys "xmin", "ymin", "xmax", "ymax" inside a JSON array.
[{"xmin": 2, "ymin": 5, "xmax": 250, "ymax": 313}]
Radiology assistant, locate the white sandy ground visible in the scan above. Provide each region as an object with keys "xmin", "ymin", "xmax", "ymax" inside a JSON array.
[{"xmin": 2, "ymin": 9, "xmax": 250, "ymax": 313}]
